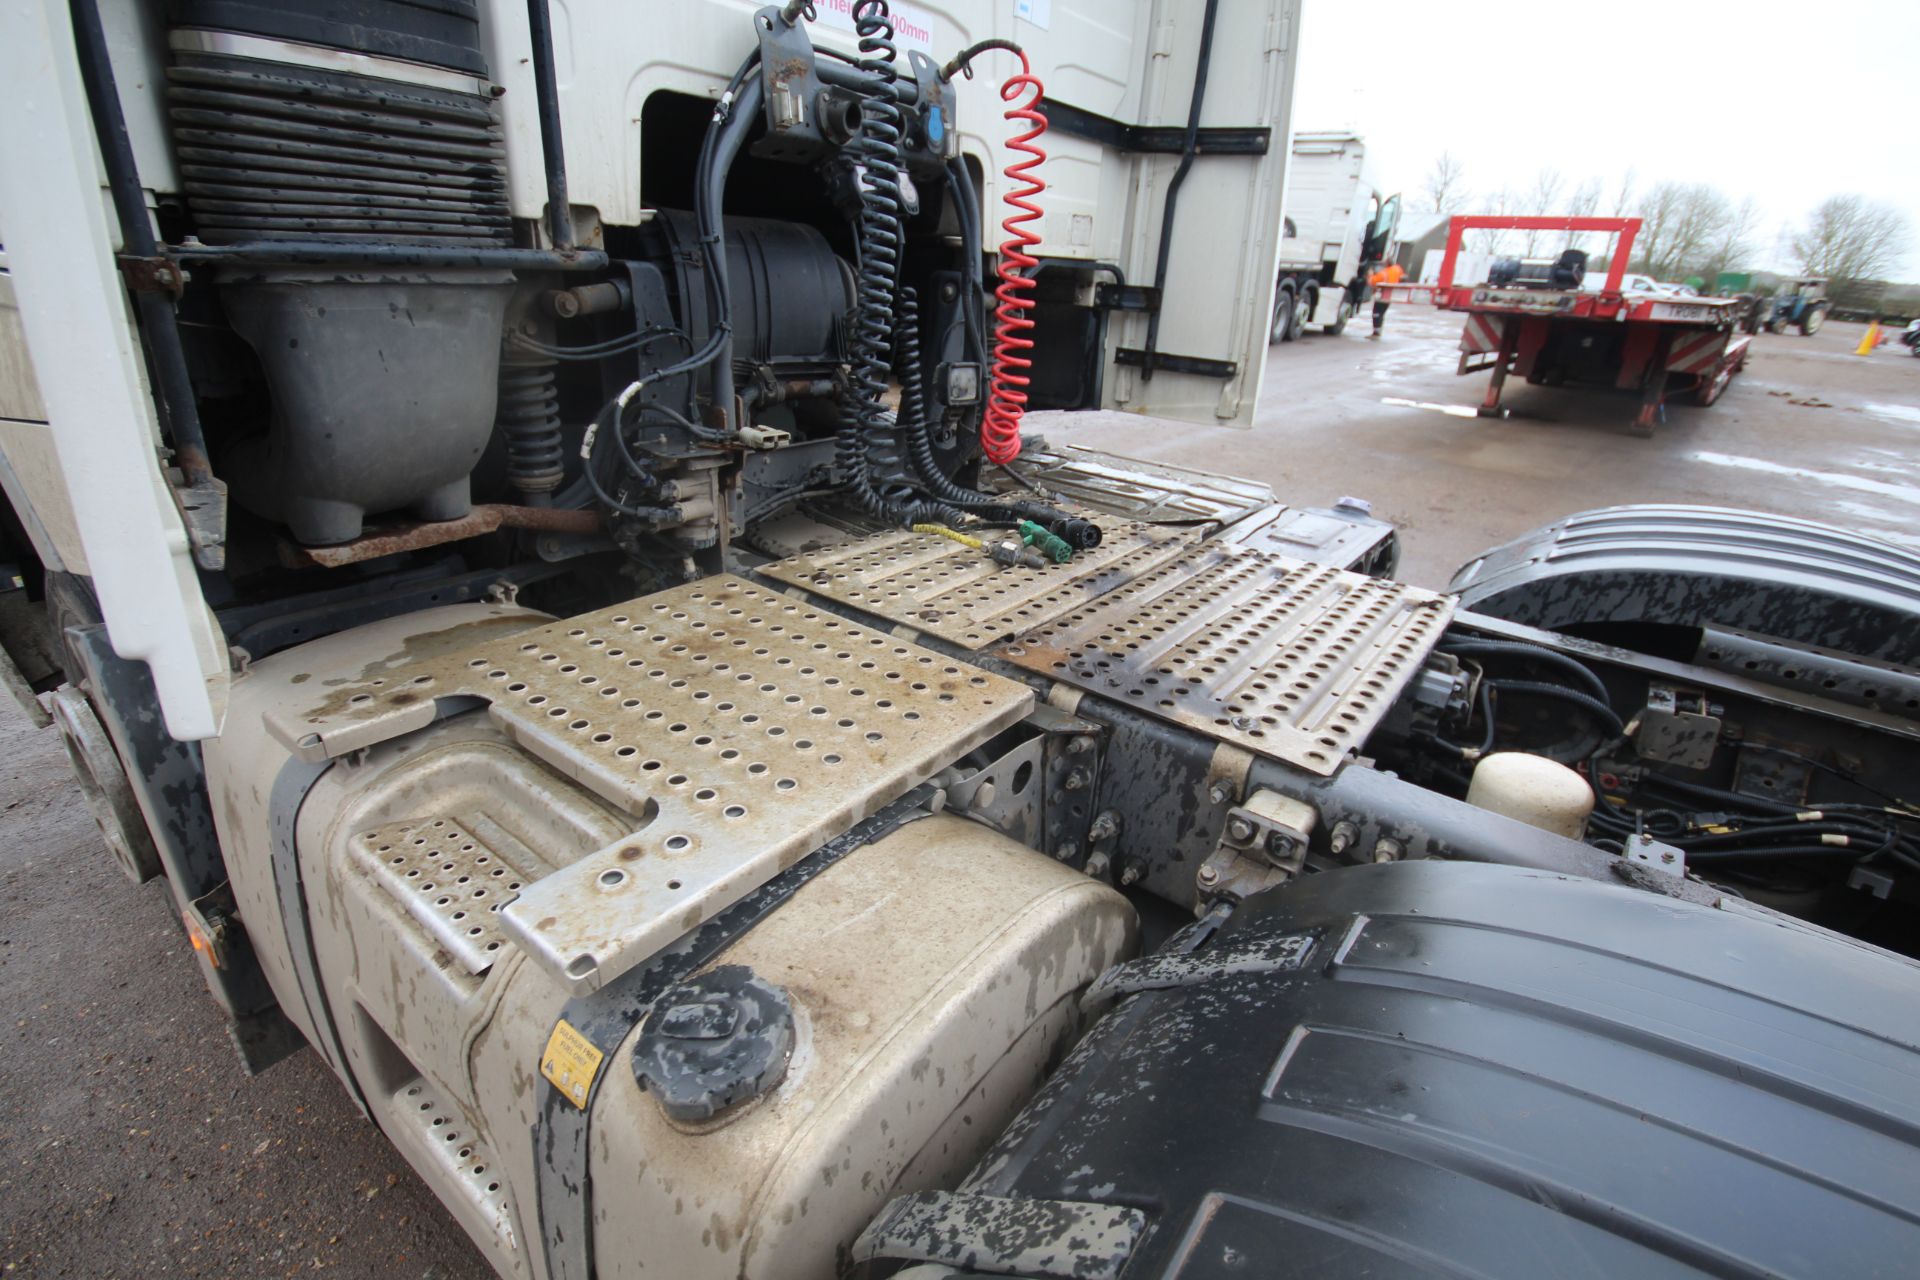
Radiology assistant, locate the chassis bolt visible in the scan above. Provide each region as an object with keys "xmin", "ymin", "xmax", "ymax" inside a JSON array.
[
  {"xmin": 1197, "ymin": 864, "xmax": 1219, "ymax": 886},
  {"xmin": 1227, "ymin": 817, "xmax": 1255, "ymax": 842}
]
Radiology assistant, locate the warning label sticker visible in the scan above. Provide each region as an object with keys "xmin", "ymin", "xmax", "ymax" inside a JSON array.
[{"xmin": 540, "ymin": 1019, "xmax": 605, "ymax": 1109}]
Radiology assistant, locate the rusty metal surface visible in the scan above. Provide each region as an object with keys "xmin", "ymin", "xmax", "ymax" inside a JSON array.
[
  {"xmin": 756, "ymin": 520, "xmax": 1200, "ymax": 648},
  {"xmin": 265, "ymin": 575, "xmax": 1032, "ymax": 993},
  {"xmin": 997, "ymin": 546, "xmax": 1454, "ymax": 775},
  {"xmin": 284, "ymin": 504, "xmax": 603, "ymax": 568},
  {"xmin": 350, "ymin": 817, "xmax": 527, "ymax": 975}
]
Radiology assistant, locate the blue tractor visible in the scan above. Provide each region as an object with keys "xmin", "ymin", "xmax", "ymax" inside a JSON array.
[{"xmin": 1762, "ymin": 277, "xmax": 1831, "ymax": 335}]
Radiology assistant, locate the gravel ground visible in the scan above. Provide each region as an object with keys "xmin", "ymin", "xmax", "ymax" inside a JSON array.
[
  {"xmin": 2, "ymin": 306, "xmax": 1915, "ymax": 1279},
  {"xmin": 0, "ymin": 685, "xmax": 491, "ymax": 1280}
]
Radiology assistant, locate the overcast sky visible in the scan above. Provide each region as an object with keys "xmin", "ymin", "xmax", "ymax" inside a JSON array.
[{"xmin": 1292, "ymin": 0, "xmax": 1920, "ymax": 280}]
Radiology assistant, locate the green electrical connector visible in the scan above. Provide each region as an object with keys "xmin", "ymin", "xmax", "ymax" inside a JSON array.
[{"xmin": 1018, "ymin": 520, "xmax": 1074, "ymax": 564}]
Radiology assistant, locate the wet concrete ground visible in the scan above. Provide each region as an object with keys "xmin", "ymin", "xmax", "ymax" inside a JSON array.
[
  {"xmin": 1036, "ymin": 308, "xmax": 1920, "ymax": 588},
  {"xmin": 2, "ymin": 306, "xmax": 1915, "ymax": 1279}
]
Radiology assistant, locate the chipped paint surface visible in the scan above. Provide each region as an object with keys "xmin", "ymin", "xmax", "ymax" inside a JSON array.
[
  {"xmin": 854, "ymin": 1189, "xmax": 1145, "ymax": 1278},
  {"xmin": 1455, "ymin": 505, "xmax": 1920, "ymax": 667}
]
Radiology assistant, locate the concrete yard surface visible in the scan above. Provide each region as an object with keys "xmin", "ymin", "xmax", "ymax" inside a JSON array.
[
  {"xmin": 3, "ymin": 304, "xmax": 1917, "ymax": 1279},
  {"xmin": 1035, "ymin": 307, "xmax": 1920, "ymax": 588}
]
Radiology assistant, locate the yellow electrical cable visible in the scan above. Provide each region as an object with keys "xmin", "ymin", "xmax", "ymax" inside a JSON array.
[{"xmin": 912, "ymin": 522, "xmax": 984, "ymax": 550}]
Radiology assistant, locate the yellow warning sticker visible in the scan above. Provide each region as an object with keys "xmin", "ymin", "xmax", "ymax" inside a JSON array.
[{"xmin": 540, "ymin": 1019, "xmax": 605, "ymax": 1109}]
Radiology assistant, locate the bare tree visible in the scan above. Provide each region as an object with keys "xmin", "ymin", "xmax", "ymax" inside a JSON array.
[
  {"xmin": 1471, "ymin": 186, "xmax": 1515, "ymax": 256},
  {"xmin": 1790, "ymin": 195, "xmax": 1912, "ymax": 287},
  {"xmin": 1631, "ymin": 181, "xmax": 1737, "ymax": 281},
  {"xmin": 1561, "ymin": 177, "xmax": 1603, "ymax": 253},
  {"xmin": 1518, "ymin": 168, "xmax": 1565, "ymax": 255},
  {"xmin": 1612, "ymin": 168, "xmax": 1637, "ymax": 219},
  {"xmin": 1422, "ymin": 152, "xmax": 1471, "ymax": 215},
  {"xmin": 1700, "ymin": 195, "xmax": 1761, "ymax": 284}
]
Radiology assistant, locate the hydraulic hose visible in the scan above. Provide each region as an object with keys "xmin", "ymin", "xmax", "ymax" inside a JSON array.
[
  {"xmin": 1487, "ymin": 679, "xmax": 1626, "ymax": 738},
  {"xmin": 1442, "ymin": 639, "xmax": 1613, "ymax": 707}
]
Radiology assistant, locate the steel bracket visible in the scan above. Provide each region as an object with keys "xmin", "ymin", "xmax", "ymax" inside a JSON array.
[
  {"xmin": 116, "ymin": 252, "xmax": 186, "ymax": 298},
  {"xmin": 1197, "ymin": 788, "xmax": 1315, "ymax": 904}
]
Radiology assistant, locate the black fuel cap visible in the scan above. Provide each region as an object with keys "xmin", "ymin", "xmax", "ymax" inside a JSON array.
[{"xmin": 632, "ymin": 965, "xmax": 794, "ymax": 1122}]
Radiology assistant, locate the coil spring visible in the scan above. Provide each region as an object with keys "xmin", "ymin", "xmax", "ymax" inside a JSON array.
[
  {"xmin": 839, "ymin": 1, "xmax": 957, "ymax": 526},
  {"xmin": 496, "ymin": 359, "xmax": 564, "ymax": 496},
  {"xmin": 980, "ymin": 51, "xmax": 1048, "ymax": 466}
]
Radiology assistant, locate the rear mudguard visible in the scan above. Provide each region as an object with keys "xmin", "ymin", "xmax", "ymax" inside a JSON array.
[{"xmin": 1451, "ymin": 505, "xmax": 1920, "ymax": 666}]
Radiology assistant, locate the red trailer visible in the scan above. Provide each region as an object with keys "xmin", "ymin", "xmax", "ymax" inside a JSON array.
[{"xmin": 1379, "ymin": 216, "xmax": 1752, "ymax": 436}]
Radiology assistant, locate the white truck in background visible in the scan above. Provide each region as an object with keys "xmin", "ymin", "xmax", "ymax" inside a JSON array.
[{"xmin": 1270, "ymin": 130, "xmax": 1400, "ymax": 341}]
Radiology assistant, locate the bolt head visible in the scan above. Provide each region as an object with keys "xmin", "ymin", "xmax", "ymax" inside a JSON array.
[
  {"xmin": 1197, "ymin": 865, "xmax": 1219, "ymax": 885},
  {"xmin": 1227, "ymin": 817, "xmax": 1255, "ymax": 842}
]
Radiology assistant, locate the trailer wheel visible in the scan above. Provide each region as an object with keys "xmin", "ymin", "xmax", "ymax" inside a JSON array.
[
  {"xmin": 1325, "ymin": 298, "xmax": 1353, "ymax": 336},
  {"xmin": 1293, "ymin": 287, "xmax": 1316, "ymax": 339},
  {"xmin": 1799, "ymin": 306, "xmax": 1826, "ymax": 336},
  {"xmin": 1269, "ymin": 285, "xmax": 1295, "ymax": 345},
  {"xmin": 1691, "ymin": 363, "xmax": 1733, "ymax": 407}
]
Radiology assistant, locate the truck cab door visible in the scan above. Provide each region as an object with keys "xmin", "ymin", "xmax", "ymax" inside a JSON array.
[
  {"xmin": 1362, "ymin": 192, "xmax": 1402, "ymax": 266},
  {"xmin": 1072, "ymin": 1, "xmax": 1300, "ymax": 428}
]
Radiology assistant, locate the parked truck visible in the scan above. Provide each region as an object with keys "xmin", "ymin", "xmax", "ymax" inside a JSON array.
[
  {"xmin": 5, "ymin": 3, "xmax": 1920, "ymax": 1278},
  {"xmin": 1269, "ymin": 129, "xmax": 1401, "ymax": 341}
]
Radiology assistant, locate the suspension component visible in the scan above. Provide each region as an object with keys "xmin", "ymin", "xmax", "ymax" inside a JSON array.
[{"xmin": 496, "ymin": 357, "xmax": 565, "ymax": 500}]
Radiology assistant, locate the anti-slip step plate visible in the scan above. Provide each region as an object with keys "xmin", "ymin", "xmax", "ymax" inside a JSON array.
[
  {"xmin": 391, "ymin": 1076, "xmax": 518, "ymax": 1256},
  {"xmin": 270, "ymin": 575, "xmax": 1032, "ymax": 993},
  {"xmin": 351, "ymin": 818, "xmax": 527, "ymax": 975},
  {"xmin": 981, "ymin": 444, "xmax": 1279, "ymax": 524},
  {"xmin": 757, "ymin": 520, "xmax": 1200, "ymax": 649},
  {"xmin": 996, "ymin": 547, "xmax": 1454, "ymax": 776}
]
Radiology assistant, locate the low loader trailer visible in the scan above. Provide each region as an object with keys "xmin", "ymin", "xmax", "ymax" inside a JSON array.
[{"xmin": 1382, "ymin": 215, "xmax": 1753, "ymax": 435}]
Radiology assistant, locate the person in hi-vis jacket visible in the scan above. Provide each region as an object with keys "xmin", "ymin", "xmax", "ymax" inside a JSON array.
[{"xmin": 1367, "ymin": 261, "xmax": 1406, "ymax": 338}]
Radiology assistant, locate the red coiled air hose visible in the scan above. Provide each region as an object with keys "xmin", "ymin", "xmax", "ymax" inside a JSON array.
[{"xmin": 979, "ymin": 50, "xmax": 1047, "ymax": 466}]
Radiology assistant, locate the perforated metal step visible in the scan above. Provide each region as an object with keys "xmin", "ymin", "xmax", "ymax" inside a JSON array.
[
  {"xmin": 351, "ymin": 818, "xmax": 526, "ymax": 974},
  {"xmin": 757, "ymin": 520, "xmax": 1200, "ymax": 649},
  {"xmin": 268, "ymin": 575, "xmax": 1033, "ymax": 993},
  {"xmin": 391, "ymin": 1076, "xmax": 518, "ymax": 1256},
  {"xmin": 996, "ymin": 546, "xmax": 1453, "ymax": 775}
]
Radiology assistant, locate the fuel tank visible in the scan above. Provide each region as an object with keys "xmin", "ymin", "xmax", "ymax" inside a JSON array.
[{"xmin": 203, "ymin": 603, "xmax": 1137, "ymax": 1278}]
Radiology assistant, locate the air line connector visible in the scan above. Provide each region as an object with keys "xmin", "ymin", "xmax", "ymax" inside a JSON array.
[
  {"xmin": 1018, "ymin": 520, "xmax": 1073, "ymax": 563},
  {"xmin": 1014, "ymin": 507, "xmax": 1102, "ymax": 550}
]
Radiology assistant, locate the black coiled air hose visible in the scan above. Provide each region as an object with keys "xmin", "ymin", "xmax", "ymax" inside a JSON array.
[
  {"xmin": 894, "ymin": 287, "xmax": 1025, "ymax": 521},
  {"xmin": 836, "ymin": 2, "xmax": 957, "ymax": 526}
]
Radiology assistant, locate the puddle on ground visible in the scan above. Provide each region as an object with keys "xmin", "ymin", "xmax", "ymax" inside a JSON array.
[
  {"xmin": 1381, "ymin": 396, "xmax": 1480, "ymax": 419},
  {"xmin": 1689, "ymin": 451, "xmax": 1920, "ymax": 507},
  {"xmin": 1863, "ymin": 403, "xmax": 1920, "ymax": 428}
]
